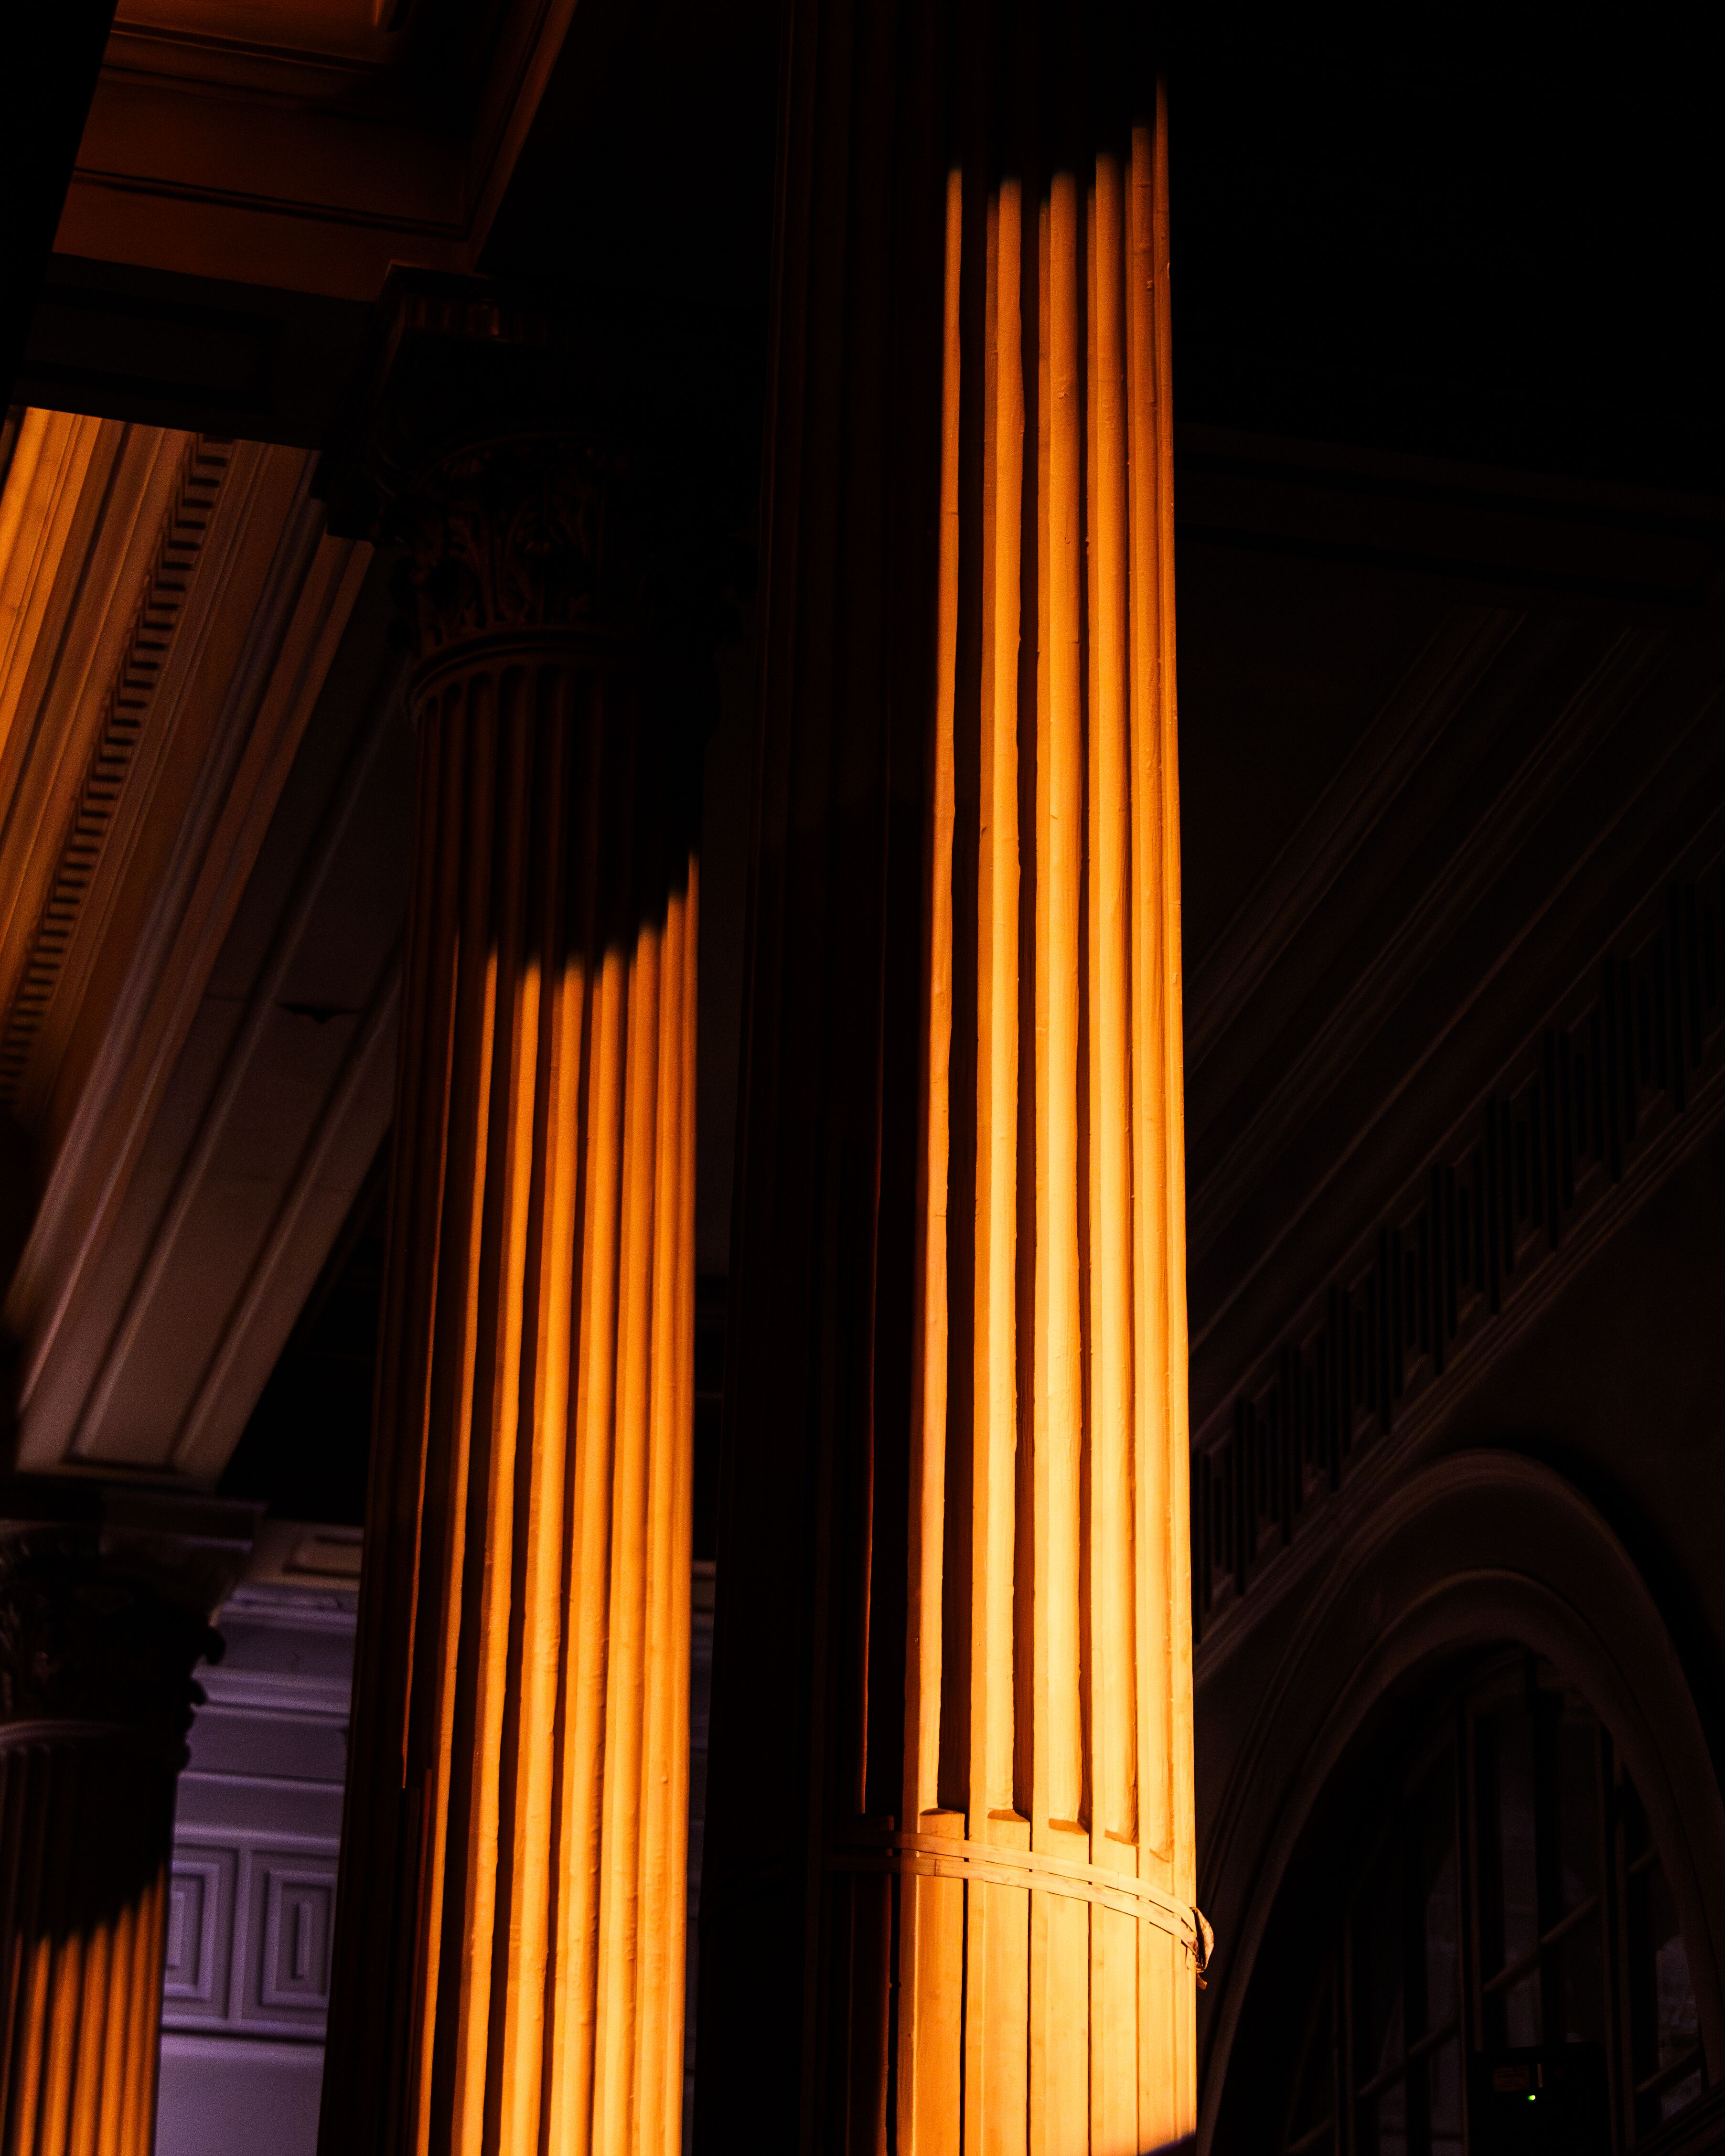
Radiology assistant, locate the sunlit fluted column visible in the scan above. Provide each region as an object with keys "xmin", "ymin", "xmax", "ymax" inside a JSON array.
[
  {"xmin": 697, "ymin": 16, "xmax": 1202, "ymax": 2154},
  {"xmin": 0, "ymin": 1511, "xmax": 221, "ymax": 2156},
  {"xmin": 319, "ymin": 417, "xmax": 699, "ymax": 2156}
]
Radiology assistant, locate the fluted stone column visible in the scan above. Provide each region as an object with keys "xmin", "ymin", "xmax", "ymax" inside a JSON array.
[
  {"xmin": 698, "ymin": 11, "xmax": 1204, "ymax": 2154},
  {"xmin": 319, "ymin": 297, "xmax": 702, "ymax": 2156},
  {"xmin": 0, "ymin": 1495, "xmax": 228, "ymax": 2156}
]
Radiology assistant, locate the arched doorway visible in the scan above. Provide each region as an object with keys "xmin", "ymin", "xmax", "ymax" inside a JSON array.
[
  {"xmin": 1197, "ymin": 1456, "xmax": 1725, "ymax": 2156},
  {"xmin": 1269, "ymin": 1650, "xmax": 1703, "ymax": 2153}
]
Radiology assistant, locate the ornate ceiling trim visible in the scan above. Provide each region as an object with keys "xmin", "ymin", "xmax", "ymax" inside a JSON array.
[
  {"xmin": 0, "ymin": 413, "xmax": 192, "ymax": 1101},
  {"xmin": 2, "ymin": 445, "xmax": 374, "ymax": 1438},
  {"xmin": 0, "ymin": 411, "xmax": 107, "ymax": 737},
  {"xmin": 0, "ymin": 431, "xmax": 230, "ymax": 1110}
]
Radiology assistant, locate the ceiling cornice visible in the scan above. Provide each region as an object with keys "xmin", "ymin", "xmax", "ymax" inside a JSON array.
[
  {"xmin": 0, "ymin": 431, "xmax": 229, "ymax": 1115},
  {"xmin": 1, "ymin": 438, "xmax": 388, "ymax": 1474},
  {"xmin": 54, "ymin": 0, "xmax": 581, "ymax": 302}
]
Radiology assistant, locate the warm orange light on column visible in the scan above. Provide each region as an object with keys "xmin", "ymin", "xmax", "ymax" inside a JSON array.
[
  {"xmin": 319, "ymin": 429, "xmax": 699, "ymax": 2156},
  {"xmin": 862, "ymin": 103, "xmax": 1204, "ymax": 2156},
  {"xmin": 0, "ymin": 1729, "xmax": 174, "ymax": 2156},
  {"xmin": 0, "ymin": 1521, "xmax": 224, "ymax": 2156},
  {"xmin": 693, "ymin": 37, "xmax": 1199, "ymax": 2151}
]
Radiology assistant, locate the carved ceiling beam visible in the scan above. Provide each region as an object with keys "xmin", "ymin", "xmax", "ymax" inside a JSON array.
[
  {"xmin": 0, "ymin": 422, "xmax": 223, "ymax": 1126},
  {"xmin": 0, "ymin": 415, "xmax": 401, "ymax": 1490}
]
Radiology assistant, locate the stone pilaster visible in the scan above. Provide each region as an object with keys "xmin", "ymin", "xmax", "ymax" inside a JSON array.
[
  {"xmin": 697, "ymin": 11, "xmax": 1204, "ymax": 2153},
  {"xmin": 0, "ymin": 1488, "xmax": 241, "ymax": 2156},
  {"xmin": 318, "ymin": 284, "xmax": 702, "ymax": 2156}
]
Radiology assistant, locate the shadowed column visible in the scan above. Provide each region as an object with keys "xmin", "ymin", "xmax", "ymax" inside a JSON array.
[
  {"xmin": 0, "ymin": 1496, "xmax": 232, "ymax": 2156},
  {"xmin": 318, "ymin": 294, "xmax": 704, "ymax": 2156},
  {"xmin": 698, "ymin": 9, "xmax": 1204, "ymax": 2152}
]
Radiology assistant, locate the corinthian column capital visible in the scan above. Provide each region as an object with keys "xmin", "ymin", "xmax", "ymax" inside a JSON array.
[
  {"xmin": 0, "ymin": 1485, "xmax": 245, "ymax": 1744},
  {"xmin": 393, "ymin": 433, "xmax": 646, "ymax": 665},
  {"xmin": 321, "ymin": 269, "xmax": 742, "ymax": 717},
  {"xmin": 0, "ymin": 1527, "xmax": 215, "ymax": 1738},
  {"xmin": 0, "ymin": 1485, "xmax": 252, "ymax": 2156}
]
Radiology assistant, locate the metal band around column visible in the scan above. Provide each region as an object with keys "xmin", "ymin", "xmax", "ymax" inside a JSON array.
[{"xmin": 826, "ymin": 1828, "xmax": 1213, "ymax": 1981}]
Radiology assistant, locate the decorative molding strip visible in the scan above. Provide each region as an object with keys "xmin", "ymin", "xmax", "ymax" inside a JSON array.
[
  {"xmin": 54, "ymin": 644, "xmax": 400, "ymax": 1476},
  {"xmin": 1191, "ymin": 832, "xmax": 1725, "ymax": 1652},
  {"xmin": 163, "ymin": 1578, "xmax": 354, "ymax": 2043},
  {"xmin": 163, "ymin": 1840, "xmax": 340, "ymax": 2037},
  {"xmin": 0, "ymin": 436, "xmax": 231, "ymax": 1108},
  {"xmin": 3, "ymin": 448, "xmax": 358, "ymax": 1472},
  {"xmin": 827, "ymin": 1828, "xmax": 1212, "ymax": 1973}
]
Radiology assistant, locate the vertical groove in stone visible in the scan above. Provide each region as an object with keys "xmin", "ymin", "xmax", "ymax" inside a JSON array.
[
  {"xmin": 896, "ymin": 152, "xmax": 969, "ymax": 2156},
  {"xmin": 0, "ymin": 1729, "xmax": 175, "ymax": 2156},
  {"xmin": 322, "ymin": 648, "xmax": 696, "ymax": 2156},
  {"xmin": 635, "ymin": 854, "xmax": 697, "ymax": 2156}
]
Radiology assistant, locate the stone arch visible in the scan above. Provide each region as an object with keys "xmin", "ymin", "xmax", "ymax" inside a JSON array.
[{"xmin": 1196, "ymin": 1452, "xmax": 1725, "ymax": 2156}]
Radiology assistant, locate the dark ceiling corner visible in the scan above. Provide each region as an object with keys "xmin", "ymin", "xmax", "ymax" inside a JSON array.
[
  {"xmin": 15, "ymin": 257, "xmax": 374, "ymax": 448},
  {"xmin": 221, "ymin": 1145, "xmax": 392, "ymax": 1527},
  {"xmin": 0, "ymin": 1, "xmax": 119, "ymax": 406},
  {"xmin": 1164, "ymin": 21, "xmax": 1725, "ymax": 493}
]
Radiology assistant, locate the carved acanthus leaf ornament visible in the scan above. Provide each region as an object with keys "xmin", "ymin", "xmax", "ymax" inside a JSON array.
[
  {"xmin": 0, "ymin": 1530, "xmax": 220, "ymax": 1741},
  {"xmin": 394, "ymin": 435, "xmax": 644, "ymax": 662}
]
